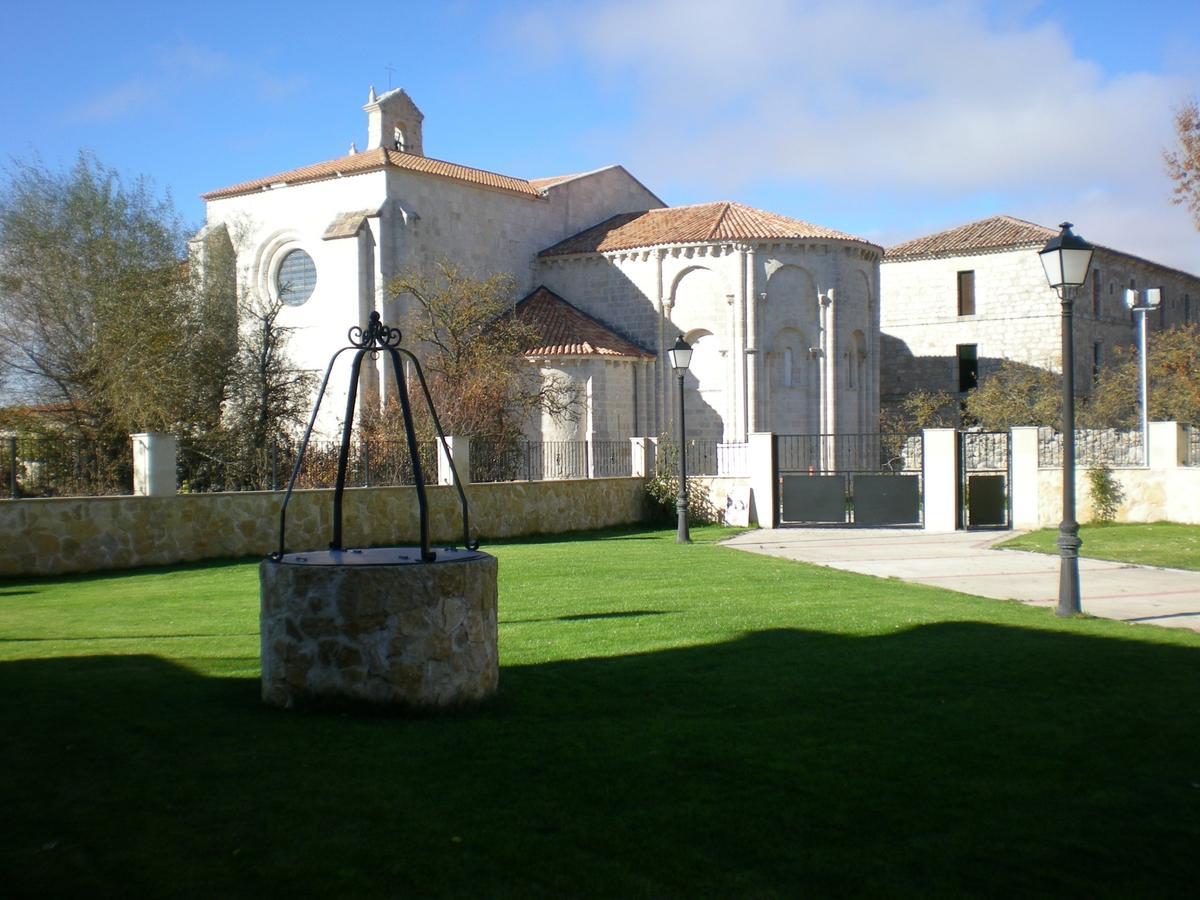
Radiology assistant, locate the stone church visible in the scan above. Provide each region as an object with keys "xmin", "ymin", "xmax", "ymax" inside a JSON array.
[{"xmin": 197, "ymin": 87, "xmax": 882, "ymax": 447}]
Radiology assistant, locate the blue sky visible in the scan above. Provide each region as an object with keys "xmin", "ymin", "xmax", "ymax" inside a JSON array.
[{"xmin": 3, "ymin": 0, "xmax": 1198, "ymax": 268}]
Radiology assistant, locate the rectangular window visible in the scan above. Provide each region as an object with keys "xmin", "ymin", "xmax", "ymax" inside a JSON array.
[
  {"xmin": 1186, "ymin": 294, "xmax": 1192, "ymax": 324},
  {"xmin": 957, "ymin": 344, "xmax": 978, "ymax": 393},
  {"xmin": 1092, "ymin": 342, "xmax": 1102, "ymax": 383},
  {"xmin": 1092, "ymin": 269, "xmax": 1101, "ymax": 318},
  {"xmin": 957, "ymin": 270, "xmax": 975, "ymax": 316}
]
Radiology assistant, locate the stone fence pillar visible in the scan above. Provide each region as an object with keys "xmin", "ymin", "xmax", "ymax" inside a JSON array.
[
  {"xmin": 921, "ymin": 429, "xmax": 957, "ymax": 532},
  {"xmin": 437, "ymin": 436, "xmax": 470, "ymax": 486},
  {"xmin": 748, "ymin": 432, "xmax": 776, "ymax": 527},
  {"xmin": 1148, "ymin": 422, "xmax": 1185, "ymax": 469},
  {"xmin": 630, "ymin": 437, "xmax": 653, "ymax": 478},
  {"xmin": 1009, "ymin": 426, "xmax": 1041, "ymax": 530},
  {"xmin": 131, "ymin": 432, "xmax": 177, "ymax": 497}
]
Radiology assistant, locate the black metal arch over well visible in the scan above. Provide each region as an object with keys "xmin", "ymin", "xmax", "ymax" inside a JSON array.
[{"xmin": 272, "ymin": 311, "xmax": 476, "ymax": 561}]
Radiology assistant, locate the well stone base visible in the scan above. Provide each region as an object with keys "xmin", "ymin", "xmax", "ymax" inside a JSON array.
[{"xmin": 259, "ymin": 549, "xmax": 498, "ymax": 709}]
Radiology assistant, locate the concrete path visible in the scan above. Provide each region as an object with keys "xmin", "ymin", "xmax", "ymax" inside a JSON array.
[{"xmin": 721, "ymin": 528, "xmax": 1200, "ymax": 632}]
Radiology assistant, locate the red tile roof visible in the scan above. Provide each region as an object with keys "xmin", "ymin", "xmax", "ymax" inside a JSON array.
[
  {"xmin": 513, "ymin": 287, "xmax": 654, "ymax": 359},
  {"xmin": 539, "ymin": 201, "xmax": 875, "ymax": 256},
  {"xmin": 202, "ymin": 148, "xmax": 543, "ymax": 200},
  {"xmin": 884, "ymin": 215, "xmax": 1057, "ymax": 261},
  {"xmin": 883, "ymin": 214, "xmax": 1200, "ymax": 280}
]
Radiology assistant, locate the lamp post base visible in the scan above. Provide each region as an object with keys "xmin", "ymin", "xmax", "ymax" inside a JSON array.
[
  {"xmin": 677, "ymin": 498, "xmax": 691, "ymax": 544},
  {"xmin": 1056, "ymin": 523, "xmax": 1081, "ymax": 616}
]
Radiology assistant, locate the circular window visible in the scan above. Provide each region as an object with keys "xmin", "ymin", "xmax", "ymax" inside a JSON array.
[{"xmin": 275, "ymin": 249, "xmax": 317, "ymax": 306}]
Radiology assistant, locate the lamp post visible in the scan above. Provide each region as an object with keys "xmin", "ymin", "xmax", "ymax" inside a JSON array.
[
  {"xmin": 1039, "ymin": 222, "xmax": 1096, "ymax": 617},
  {"xmin": 1124, "ymin": 287, "xmax": 1161, "ymax": 466},
  {"xmin": 668, "ymin": 335, "xmax": 693, "ymax": 544}
]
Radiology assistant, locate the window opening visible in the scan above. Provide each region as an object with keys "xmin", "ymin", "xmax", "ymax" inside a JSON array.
[
  {"xmin": 957, "ymin": 344, "xmax": 978, "ymax": 393},
  {"xmin": 957, "ymin": 270, "xmax": 975, "ymax": 316}
]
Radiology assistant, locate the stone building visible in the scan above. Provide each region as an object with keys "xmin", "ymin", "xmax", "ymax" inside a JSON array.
[
  {"xmin": 534, "ymin": 203, "xmax": 882, "ymax": 443},
  {"xmin": 198, "ymin": 87, "xmax": 882, "ymax": 446},
  {"xmin": 880, "ymin": 215, "xmax": 1200, "ymax": 411}
]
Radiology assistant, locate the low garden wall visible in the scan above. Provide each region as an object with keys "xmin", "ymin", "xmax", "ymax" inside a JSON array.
[
  {"xmin": 0, "ymin": 477, "xmax": 647, "ymax": 577},
  {"xmin": 1033, "ymin": 467, "xmax": 1200, "ymax": 526}
]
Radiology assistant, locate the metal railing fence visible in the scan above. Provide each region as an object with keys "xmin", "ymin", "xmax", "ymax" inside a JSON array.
[
  {"xmin": 177, "ymin": 437, "xmax": 437, "ymax": 493},
  {"xmin": 776, "ymin": 433, "xmax": 923, "ymax": 474},
  {"xmin": 470, "ymin": 439, "xmax": 633, "ymax": 483},
  {"xmin": 3, "ymin": 435, "xmax": 132, "ymax": 498}
]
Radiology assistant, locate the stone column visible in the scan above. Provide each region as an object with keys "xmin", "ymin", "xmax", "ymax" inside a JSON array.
[
  {"xmin": 437, "ymin": 436, "xmax": 470, "ymax": 486},
  {"xmin": 1009, "ymin": 426, "xmax": 1041, "ymax": 530},
  {"xmin": 131, "ymin": 432, "xmax": 177, "ymax": 497},
  {"xmin": 744, "ymin": 245, "xmax": 760, "ymax": 435},
  {"xmin": 922, "ymin": 428, "xmax": 957, "ymax": 532}
]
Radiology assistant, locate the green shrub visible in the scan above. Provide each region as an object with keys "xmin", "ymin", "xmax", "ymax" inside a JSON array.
[
  {"xmin": 644, "ymin": 436, "xmax": 719, "ymax": 525},
  {"xmin": 1087, "ymin": 464, "xmax": 1124, "ymax": 524}
]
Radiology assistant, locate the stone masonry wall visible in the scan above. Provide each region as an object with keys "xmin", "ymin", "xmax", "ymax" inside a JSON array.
[
  {"xmin": 0, "ymin": 477, "xmax": 646, "ymax": 577},
  {"xmin": 880, "ymin": 246, "xmax": 1200, "ymax": 406}
]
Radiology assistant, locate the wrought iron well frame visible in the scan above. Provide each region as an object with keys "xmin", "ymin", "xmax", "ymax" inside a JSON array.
[{"xmin": 273, "ymin": 311, "xmax": 475, "ymax": 561}]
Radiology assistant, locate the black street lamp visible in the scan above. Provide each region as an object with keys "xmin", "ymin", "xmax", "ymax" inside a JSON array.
[
  {"xmin": 1039, "ymin": 222, "xmax": 1095, "ymax": 617},
  {"xmin": 668, "ymin": 334, "xmax": 693, "ymax": 544}
]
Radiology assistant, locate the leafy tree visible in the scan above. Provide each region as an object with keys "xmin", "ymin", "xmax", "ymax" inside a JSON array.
[
  {"xmin": 961, "ymin": 361, "xmax": 1062, "ymax": 430},
  {"xmin": 1165, "ymin": 97, "xmax": 1200, "ymax": 230},
  {"xmin": 0, "ymin": 153, "xmax": 235, "ymax": 438},
  {"xmin": 1082, "ymin": 324, "xmax": 1200, "ymax": 427},
  {"xmin": 880, "ymin": 389, "xmax": 957, "ymax": 432},
  {"xmin": 386, "ymin": 260, "xmax": 578, "ymax": 446}
]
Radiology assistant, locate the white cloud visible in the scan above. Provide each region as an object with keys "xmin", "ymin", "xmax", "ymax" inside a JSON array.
[
  {"xmin": 70, "ymin": 42, "xmax": 305, "ymax": 124},
  {"xmin": 511, "ymin": 0, "xmax": 1199, "ymax": 268},
  {"xmin": 75, "ymin": 80, "xmax": 158, "ymax": 123}
]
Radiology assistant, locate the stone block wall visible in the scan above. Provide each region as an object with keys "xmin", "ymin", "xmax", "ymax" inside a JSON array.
[
  {"xmin": 0, "ymin": 477, "xmax": 646, "ymax": 577},
  {"xmin": 880, "ymin": 246, "xmax": 1200, "ymax": 408}
]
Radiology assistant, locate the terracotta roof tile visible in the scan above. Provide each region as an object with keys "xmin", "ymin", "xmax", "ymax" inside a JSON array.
[
  {"xmin": 321, "ymin": 208, "xmax": 378, "ymax": 240},
  {"xmin": 884, "ymin": 215, "xmax": 1058, "ymax": 260},
  {"xmin": 513, "ymin": 287, "xmax": 654, "ymax": 359},
  {"xmin": 883, "ymin": 214, "xmax": 1200, "ymax": 279},
  {"xmin": 202, "ymin": 148, "xmax": 542, "ymax": 201},
  {"xmin": 539, "ymin": 201, "xmax": 876, "ymax": 256}
]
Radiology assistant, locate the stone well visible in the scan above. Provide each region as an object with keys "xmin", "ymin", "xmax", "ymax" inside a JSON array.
[{"xmin": 260, "ymin": 547, "xmax": 498, "ymax": 709}]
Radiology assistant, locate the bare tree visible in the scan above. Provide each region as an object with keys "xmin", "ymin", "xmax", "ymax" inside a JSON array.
[
  {"xmin": 1165, "ymin": 97, "xmax": 1200, "ymax": 230},
  {"xmin": 224, "ymin": 290, "xmax": 317, "ymax": 451},
  {"xmin": 387, "ymin": 260, "xmax": 578, "ymax": 446}
]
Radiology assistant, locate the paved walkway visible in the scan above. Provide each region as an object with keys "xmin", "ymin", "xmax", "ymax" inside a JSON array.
[{"xmin": 721, "ymin": 529, "xmax": 1200, "ymax": 632}]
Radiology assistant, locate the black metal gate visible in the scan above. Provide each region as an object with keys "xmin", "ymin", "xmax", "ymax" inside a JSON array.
[
  {"xmin": 777, "ymin": 433, "xmax": 924, "ymax": 527},
  {"xmin": 958, "ymin": 431, "xmax": 1011, "ymax": 529}
]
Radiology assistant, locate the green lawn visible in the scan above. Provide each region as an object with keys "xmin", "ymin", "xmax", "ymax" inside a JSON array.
[
  {"xmin": 2, "ymin": 526, "xmax": 1199, "ymax": 897},
  {"xmin": 998, "ymin": 522, "xmax": 1200, "ymax": 571}
]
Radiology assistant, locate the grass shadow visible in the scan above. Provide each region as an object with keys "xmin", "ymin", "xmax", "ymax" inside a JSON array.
[{"xmin": 2, "ymin": 620, "xmax": 1198, "ymax": 897}]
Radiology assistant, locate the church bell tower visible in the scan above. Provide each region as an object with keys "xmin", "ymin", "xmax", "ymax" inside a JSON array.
[{"xmin": 363, "ymin": 86, "xmax": 425, "ymax": 156}]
